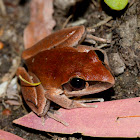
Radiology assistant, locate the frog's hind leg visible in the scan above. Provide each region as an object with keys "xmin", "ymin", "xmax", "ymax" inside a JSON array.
[{"xmin": 22, "ymin": 26, "xmax": 86, "ymax": 59}]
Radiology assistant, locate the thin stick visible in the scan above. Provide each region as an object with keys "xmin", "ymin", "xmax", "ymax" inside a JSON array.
[
  {"xmin": 86, "ymin": 28, "xmax": 95, "ymax": 33},
  {"xmin": 0, "ymin": 0, "xmax": 6, "ymax": 15},
  {"xmin": 117, "ymin": 115, "xmax": 140, "ymax": 120},
  {"xmin": 62, "ymin": 15, "xmax": 73, "ymax": 29},
  {"xmin": 86, "ymin": 34, "xmax": 111, "ymax": 43},
  {"xmin": 67, "ymin": 19, "xmax": 87, "ymax": 27},
  {"xmin": 90, "ymin": 16, "xmax": 113, "ymax": 28}
]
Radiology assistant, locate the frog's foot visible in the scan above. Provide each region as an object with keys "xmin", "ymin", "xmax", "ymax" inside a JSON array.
[{"xmin": 47, "ymin": 111, "xmax": 69, "ymax": 126}]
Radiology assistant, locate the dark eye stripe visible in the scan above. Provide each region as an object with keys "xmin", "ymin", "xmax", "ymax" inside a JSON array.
[{"xmin": 94, "ymin": 50, "xmax": 104, "ymax": 62}]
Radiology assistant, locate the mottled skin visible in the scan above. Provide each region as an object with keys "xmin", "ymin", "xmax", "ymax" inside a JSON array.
[{"xmin": 17, "ymin": 26, "xmax": 115, "ymax": 117}]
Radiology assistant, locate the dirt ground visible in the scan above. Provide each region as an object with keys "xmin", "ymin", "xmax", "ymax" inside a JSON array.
[{"xmin": 0, "ymin": 0, "xmax": 140, "ymax": 139}]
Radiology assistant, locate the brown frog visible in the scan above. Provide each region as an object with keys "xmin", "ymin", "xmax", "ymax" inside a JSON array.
[{"xmin": 17, "ymin": 25, "xmax": 115, "ymax": 120}]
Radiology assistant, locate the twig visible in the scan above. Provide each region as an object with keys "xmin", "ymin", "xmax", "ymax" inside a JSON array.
[
  {"xmin": 1, "ymin": 56, "xmax": 21, "ymax": 97},
  {"xmin": 90, "ymin": 16, "xmax": 113, "ymax": 28},
  {"xmin": 84, "ymin": 39, "xmax": 96, "ymax": 44},
  {"xmin": 62, "ymin": 15, "xmax": 73, "ymax": 29},
  {"xmin": 96, "ymin": 44, "xmax": 109, "ymax": 49},
  {"xmin": 2, "ymin": 100, "xmax": 9, "ymax": 108},
  {"xmin": 86, "ymin": 28, "xmax": 95, "ymax": 33},
  {"xmin": 91, "ymin": 0, "xmax": 98, "ymax": 7},
  {"xmin": 128, "ymin": 0, "xmax": 135, "ymax": 8},
  {"xmin": 67, "ymin": 19, "xmax": 87, "ymax": 27},
  {"xmin": 0, "ymin": 0, "xmax": 6, "ymax": 15},
  {"xmin": 86, "ymin": 34, "xmax": 111, "ymax": 43},
  {"xmin": 116, "ymin": 115, "xmax": 140, "ymax": 121}
]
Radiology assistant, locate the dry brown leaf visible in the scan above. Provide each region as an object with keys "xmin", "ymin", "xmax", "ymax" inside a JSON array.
[{"xmin": 24, "ymin": 0, "xmax": 56, "ymax": 49}]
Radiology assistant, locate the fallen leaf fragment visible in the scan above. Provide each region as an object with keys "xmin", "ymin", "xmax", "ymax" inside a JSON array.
[
  {"xmin": 0, "ymin": 41, "xmax": 4, "ymax": 49},
  {"xmin": 13, "ymin": 97, "xmax": 140, "ymax": 138},
  {"xmin": 5, "ymin": 100, "xmax": 22, "ymax": 106},
  {"xmin": 0, "ymin": 130, "xmax": 24, "ymax": 140},
  {"xmin": 0, "ymin": 28, "xmax": 4, "ymax": 37},
  {"xmin": 2, "ymin": 108, "xmax": 11, "ymax": 116},
  {"xmin": 24, "ymin": 0, "xmax": 56, "ymax": 49}
]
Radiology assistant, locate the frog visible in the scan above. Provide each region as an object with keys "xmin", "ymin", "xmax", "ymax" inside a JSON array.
[{"xmin": 17, "ymin": 25, "xmax": 115, "ymax": 121}]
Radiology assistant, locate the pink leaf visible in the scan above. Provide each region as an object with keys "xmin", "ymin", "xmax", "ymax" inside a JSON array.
[
  {"xmin": 13, "ymin": 97, "xmax": 140, "ymax": 138},
  {"xmin": 24, "ymin": 0, "xmax": 56, "ymax": 49},
  {"xmin": 0, "ymin": 130, "xmax": 24, "ymax": 140}
]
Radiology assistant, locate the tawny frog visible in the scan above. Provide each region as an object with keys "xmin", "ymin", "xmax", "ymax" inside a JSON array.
[{"xmin": 17, "ymin": 25, "xmax": 115, "ymax": 117}]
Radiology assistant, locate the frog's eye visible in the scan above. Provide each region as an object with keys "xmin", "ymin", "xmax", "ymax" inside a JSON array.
[{"xmin": 69, "ymin": 77, "xmax": 86, "ymax": 90}]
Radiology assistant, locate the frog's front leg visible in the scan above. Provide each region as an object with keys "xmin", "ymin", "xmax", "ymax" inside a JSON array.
[{"xmin": 45, "ymin": 88, "xmax": 97, "ymax": 109}]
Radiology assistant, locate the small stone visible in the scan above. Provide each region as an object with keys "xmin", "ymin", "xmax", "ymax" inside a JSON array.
[
  {"xmin": 109, "ymin": 53, "xmax": 126, "ymax": 76},
  {"xmin": 0, "ymin": 81, "xmax": 8, "ymax": 97}
]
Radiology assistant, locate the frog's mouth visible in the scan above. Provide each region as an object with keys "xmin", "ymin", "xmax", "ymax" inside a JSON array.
[{"xmin": 62, "ymin": 80, "xmax": 113, "ymax": 97}]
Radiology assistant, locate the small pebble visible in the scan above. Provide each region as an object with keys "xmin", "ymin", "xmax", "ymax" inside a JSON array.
[{"xmin": 109, "ymin": 53, "xmax": 126, "ymax": 76}]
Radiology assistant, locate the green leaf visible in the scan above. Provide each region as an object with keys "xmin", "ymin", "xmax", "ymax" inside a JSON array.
[{"xmin": 104, "ymin": 0, "xmax": 128, "ymax": 10}]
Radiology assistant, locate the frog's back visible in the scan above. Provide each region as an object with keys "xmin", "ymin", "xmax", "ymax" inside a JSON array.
[{"xmin": 25, "ymin": 47, "xmax": 114, "ymax": 89}]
